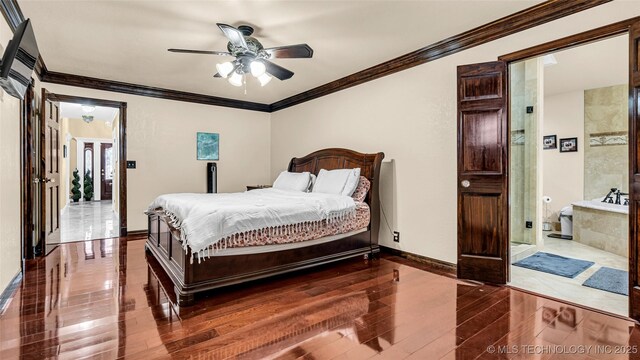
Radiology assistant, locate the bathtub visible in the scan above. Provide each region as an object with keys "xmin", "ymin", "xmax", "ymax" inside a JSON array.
[
  {"xmin": 572, "ymin": 199, "xmax": 629, "ymax": 215},
  {"xmin": 571, "ymin": 198, "xmax": 628, "ymax": 257}
]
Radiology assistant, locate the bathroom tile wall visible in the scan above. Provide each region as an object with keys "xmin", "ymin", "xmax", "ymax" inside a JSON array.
[{"xmin": 584, "ymin": 84, "xmax": 629, "ymax": 201}]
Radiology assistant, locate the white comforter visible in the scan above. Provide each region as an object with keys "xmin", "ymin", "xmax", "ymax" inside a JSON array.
[{"xmin": 148, "ymin": 188, "xmax": 356, "ymax": 258}]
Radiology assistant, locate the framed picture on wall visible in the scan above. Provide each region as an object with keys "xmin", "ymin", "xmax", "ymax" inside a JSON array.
[
  {"xmin": 543, "ymin": 135, "xmax": 557, "ymax": 150},
  {"xmin": 559, "ymin": 137, "xmax": 578, "ymax": 153},
  {"xmin": 197, "ymin": 132, "xmax": 220, "ymax": 160}
]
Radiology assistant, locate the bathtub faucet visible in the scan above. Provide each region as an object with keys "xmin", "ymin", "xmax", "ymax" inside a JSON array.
[
  {"xmin": 618, "ymin": 190, "xmax": 629, "ymax": 206},
  {"xmin": 603, "ymin": 188, "xmax": 617, "ymax": 204}
]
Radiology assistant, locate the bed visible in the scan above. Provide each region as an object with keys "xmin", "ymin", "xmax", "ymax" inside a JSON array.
[{"xmin": 144, "ymin": 148, "xmax": 384, "ymax": 306}]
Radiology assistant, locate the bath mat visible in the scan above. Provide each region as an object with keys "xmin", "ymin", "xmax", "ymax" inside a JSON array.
[
  {"xmin": 582, "ymin": 267, "xmax": 628, "ymax": 296},
  {"xmin": 513, "ymin": 252, "xmax": 594, "ymax": 278}
]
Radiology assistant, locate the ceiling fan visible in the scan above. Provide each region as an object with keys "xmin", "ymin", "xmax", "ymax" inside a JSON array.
[{"xmin": 168, "ymin": 23, "xmax": 313, "ymax": 87}]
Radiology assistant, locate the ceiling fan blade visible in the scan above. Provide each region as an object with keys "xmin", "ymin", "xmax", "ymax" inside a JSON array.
[
  {"xmin": 217, "ymin": 23, "xmax": 248, "ymax": 49},
  {"xmin": 265, "ymin": 44, "xmax": 313, "ymax": 59},
  {"xmin": 168, "ymin": 48, "xmax": 231, "ymax": 56},
  {"xmin": 262, "ymin": 60, "xmax": 294, "ymax": 80},
  {"xmin": 213, "ymin": 73, "xmax": 222, "ymax": 78}
]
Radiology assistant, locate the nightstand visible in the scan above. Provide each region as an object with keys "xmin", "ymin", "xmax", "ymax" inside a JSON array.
[{"xmin": 246, "ymin": 185, "xmax": 272, "ymax": 191}]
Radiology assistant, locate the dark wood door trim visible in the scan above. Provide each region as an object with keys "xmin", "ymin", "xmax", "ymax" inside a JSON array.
[
  {"xmin": 499, "ymin": 19, "xmax": 640, "ymax": 320},
  {"xmin": 499, "ymin": 16, "xmax": 639, "ymax": 63},
  {"xmin": 42, "ymin": 92, "xmax": 129, "ymax": 237},
  {"xmin": 629, "ymin": 21, "xmax": 640, "ymax": 321},
  {"xmin": 20, "ymin": 80, "xmax": 37, "ymax": 259}
]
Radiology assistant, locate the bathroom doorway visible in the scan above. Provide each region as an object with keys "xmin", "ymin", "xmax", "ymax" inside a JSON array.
[{"xmin": 507, "ymin": 34, "xmax": 629, "ymax": 315}]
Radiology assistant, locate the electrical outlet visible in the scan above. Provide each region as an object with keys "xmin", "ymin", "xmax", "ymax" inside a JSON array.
[
  {"xmin": 526, "ymin": 106, "xmax": 534, "ymax": 113},
  {"xmin": 126, "ymin": 161, "xmax": 136, "ymax": 169},
  {"xmin": 525, "ymin": 221, "xmax": 533, "ymax": 229},
  {"xmin": 393, "ymin": 231, "xmax": 400, "ymax": 242}
]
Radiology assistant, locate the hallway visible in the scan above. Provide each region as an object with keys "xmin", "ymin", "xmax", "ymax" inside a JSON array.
[{"xmin": 59, "ymin": 200, "xmax": 119, "ymax": 242}]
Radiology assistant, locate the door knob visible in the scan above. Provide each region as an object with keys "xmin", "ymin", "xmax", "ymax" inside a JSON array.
[
  {"xmin": 461, "ymin": 180, "xmax": 471, "ymax": 188},
  {"xmin": 43, "ymin": 177, "xmax": 55, "ymax": 183}
]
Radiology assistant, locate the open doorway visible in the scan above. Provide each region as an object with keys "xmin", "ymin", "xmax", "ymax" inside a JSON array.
[
  {"xmin": 508, "ymin": 34, "xmax": 629, "ymax": 315},
  {"xmin": 36, "ymin": 90, "xmax": 127, "ymax": 254},
  {"xmin": 57, "ymin": 102, "xmax": 120, "ymax": 242}
]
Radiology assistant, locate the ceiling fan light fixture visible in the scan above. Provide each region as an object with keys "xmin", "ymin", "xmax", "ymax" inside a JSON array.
[
  {"xmin": 216, "ymin": 61, "xmax": 235, "ymax": 78},
  {"xmin": 258, "ymin": 73, "xmax": 272, "ymax": 87},
  {"xmin": 228, "ymin": 71, "xmax": 243, "ymax": 87},
  {"xmin": 250, "ymin": 61, "xmax": 266, "ymax": 77}
]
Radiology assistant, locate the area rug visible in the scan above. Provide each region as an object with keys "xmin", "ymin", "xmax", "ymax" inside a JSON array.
[
  {"xmin": 582, "ymin": 267, "xmax": 628, "ymax": 296},
  {"xmin": 512, "ymin": 252, "xmax": 594, "ymax": 278}
]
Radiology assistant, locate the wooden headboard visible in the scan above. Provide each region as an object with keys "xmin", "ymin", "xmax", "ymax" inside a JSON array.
[{"xmin": 288, "ymin": 148, "xmax": 385, "ymax": 246}]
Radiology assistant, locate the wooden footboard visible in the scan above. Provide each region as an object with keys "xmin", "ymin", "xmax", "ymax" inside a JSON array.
[
  {"xmin": 145, "ymin": 148, "xmax": 384, "ymax": 306},
  {"xmin": 145, "ymin": 213, "xmax": 378, "ymax": 306}
]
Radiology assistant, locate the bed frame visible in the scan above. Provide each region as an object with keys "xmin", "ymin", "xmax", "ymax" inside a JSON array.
[{"xmin": 145, "ymin": 148, "xmax": 385, "ymax": 306}]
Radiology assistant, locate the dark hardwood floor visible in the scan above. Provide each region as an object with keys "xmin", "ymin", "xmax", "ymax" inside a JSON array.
[{"xmin": 1, "ymin": 236, "xmax": 639, "ymax": 359}]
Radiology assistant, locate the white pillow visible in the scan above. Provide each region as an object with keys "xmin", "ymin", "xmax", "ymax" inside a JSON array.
[
  {"xmin": 312, "ymin": 168, "xmax": 361, "ymax": 196},
  {"xmin": 272, "ymin": 171, "xmax": 311, "ymax": 192}
]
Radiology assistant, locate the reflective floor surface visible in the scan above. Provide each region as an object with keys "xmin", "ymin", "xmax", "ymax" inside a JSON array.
[
  {"xmin": 59, "ymin": 200, "xmax": 119, "ymax": 243},
  {"xmin": 1, "ymin": 237, "xmax": 639, "ymax": 359}
]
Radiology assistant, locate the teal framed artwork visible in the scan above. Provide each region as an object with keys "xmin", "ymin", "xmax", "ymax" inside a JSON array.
[{"xmin": 196, "ymin": 132, "xmax": 219, "ymax": 160}]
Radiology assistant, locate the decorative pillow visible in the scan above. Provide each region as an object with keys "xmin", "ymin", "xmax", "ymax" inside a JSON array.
[
  {"xmin": 312, "ymin": 168, "xmax": 361, "ymax": 196},
  {"xmin": 306, "ymin": 173, "xmax": 316, "ymax": 192},
  {"xmin": 272, "ymin": 171, "xmax": 311, "ymax": 192},
  {"xmin": 351, "ymin": 176, "xmax": 370, "ymax": 202}
]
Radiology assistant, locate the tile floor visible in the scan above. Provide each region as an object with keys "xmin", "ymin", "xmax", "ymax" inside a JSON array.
[
  {"xmin": 510, "ymin": 234, "xmax": 628, "ymax": 316},
  {"xmin": 58, "ymin": 200, "xmax": 119, "ymax": 243}
]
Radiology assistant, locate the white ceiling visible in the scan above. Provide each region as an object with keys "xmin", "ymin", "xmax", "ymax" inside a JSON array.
[
  {"xmin": 544, "ymin": 34, "xmax": 628, "ymax": 96},
  {"xmin": 60, "ymin": 102, "xmax": 119, "ymax": 123},
  {"xmin": 19, "ymin": 0, "xmax": 540, "ymax": 104}
]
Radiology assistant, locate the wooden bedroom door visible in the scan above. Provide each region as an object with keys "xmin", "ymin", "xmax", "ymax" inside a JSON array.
[
  {"xmin": 41, "ymin": 88, "xmax": 61, "ymax": 247},
  {"xmin": 456, "ymin": 61, "xmax": 509, "ymax": 284}
]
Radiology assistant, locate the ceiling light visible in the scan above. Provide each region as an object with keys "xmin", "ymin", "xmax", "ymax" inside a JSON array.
[
  {"xmin": 216, "ymin": 61, "xmax": 235, "ymax": 78},
  {"xmin": 257, "ymin": 73, "xmax": 272, "ymax": 87},
  {"xmin": 250, "ymin": 61, "xmax": 266, "ymax": 77},
  {"xmin": 228, "ymin": 71, "xmax": 243, "ymax": 87},
  {"xmin": 81, "ymin": 105, "xmax": 95, "ymax": 113},
  {"xmin": 82, "ymin": 115, "xmax": 94, "ymax": 123}
]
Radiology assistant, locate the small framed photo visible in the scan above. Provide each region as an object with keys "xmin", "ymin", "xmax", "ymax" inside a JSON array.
[
  {"xmin": 559, "ymin": 137, "xmax": 578, "ymax": 153},
  {"xmin": 543, "ymin": 135, "xmax": 557, "ymax": 150}
]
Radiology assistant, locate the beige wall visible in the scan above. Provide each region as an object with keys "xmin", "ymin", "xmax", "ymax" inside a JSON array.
[
  {"xmin": 41, "ymin": 83, "xmax": 271, "ymax": 231},
  {"xmin": 67, "ymin": 117, "xmax": 113, "ymax": 140},
  {"xmin": 270, "ymin": 2, "xmax": 640, "ymax": 264},
  {"xmin": 542, "ymin": 90, "xmax": 585, "ymax": 220},
  {"xmin": 0, "ymin": 19, "xmax": 22, "ymax": 293}
]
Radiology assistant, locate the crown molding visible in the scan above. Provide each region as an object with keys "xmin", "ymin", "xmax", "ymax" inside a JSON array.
[
  {"xmin": 41, "ymin": 71, "xmax": 271, "ymax": 112},
  {"xmin": 0, "ymin": 0, "xmax": 612, "ymax": 113},
  {"xmin": 270, "ymin": 0, "xmax": 611, "ymax": 112}
]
